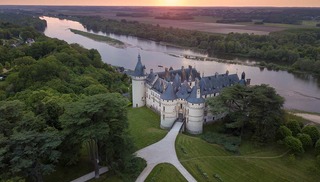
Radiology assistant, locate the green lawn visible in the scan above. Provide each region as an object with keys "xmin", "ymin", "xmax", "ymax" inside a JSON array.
[
  {"xmin": 128, "ymin": 107, "xmax": 167, "ymax": 150},
  {"xmin": 176, "ymin": 134, "xmax": 320, "ymax": 182},
  {"xmin": 145, "ymin": 163, "xmax": 187, "ymax": 182}
]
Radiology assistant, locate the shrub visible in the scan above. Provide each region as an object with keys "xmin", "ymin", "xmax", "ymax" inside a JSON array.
[
  {"xmin": 302, "ymin": 125, "xmax": 320, "ymax": 144},
  {"xmin": 297, "ymin": 133, "xmax": 313, "ymax": 150},
  {"xmin": 284, "ymin": 136, "xmax": 304, "ymax": 154},
  {"xmin": 286, "ymin": 120, "xmax": 301, "ymax": 136},
  {"xmin": 201, "ymin": 132, "xmax": 241, "ymax": 153},
  {"xmin": 316, "ymin": 139, "xmax": 320, "ymax": 156},
  {"xmin": 277, "ymin": 125, "xmax": 292, "ymax": 140}
]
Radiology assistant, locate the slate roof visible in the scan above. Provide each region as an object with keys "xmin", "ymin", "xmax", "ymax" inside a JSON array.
[
  {"xmin": 157, "ymin": 67, "xmax": 200, "ymax": 82},
  {"xmin": 186, "ymin": 85, "xmax": 205, "ymax": 104},
  {"xmin": 200, "ymin": 74, "xmax": 239, "ymax": 96},
  {"xmin": 176, "ymin": 81, "xmax": 191, "ymax": 99},
  {"xmin": 148, "ymin": 71, "xmax": 241, "ymax": 103},
  {"xmin": 146, "ymin": 71, "xmax": 157, "ymax": 84},
  {"xmin": 160, "ymin": 83, "xmax": 177, "ymax": 100},
  {"xmin": 132, "ymin": 54, "xmax": 146, "ymax": 77}
]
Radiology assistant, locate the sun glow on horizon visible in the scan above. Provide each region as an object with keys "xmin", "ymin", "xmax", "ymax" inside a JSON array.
[{"xmin": 157, "ymin": 0, "xmax": 185, "ymax": 6}]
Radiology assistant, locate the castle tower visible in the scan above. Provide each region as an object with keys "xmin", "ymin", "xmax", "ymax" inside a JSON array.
[
  {"xmin": 185, "ymin": 78, "xmax": 205, "ymax": 134},
  {"xmin": 160, "ymin": 83, "xmax": 178, "ymax": 129},
  {"xmin": 131, "ymin": 54, "xmax": 147, "ymax": 108}
]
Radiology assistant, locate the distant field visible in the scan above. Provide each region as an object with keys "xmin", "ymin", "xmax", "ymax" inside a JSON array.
[
  {"xmin": 100, "ymin": 15, "xmax": 284, "ymax": 35},
  {"xmin": 47, "ymin": 10, "xmax": 288, "ymax": 35}
]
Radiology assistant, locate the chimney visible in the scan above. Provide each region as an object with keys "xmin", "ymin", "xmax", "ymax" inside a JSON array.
[
  {"xmin": 181, "ymin": 66, "xmax": 186, "ymax": 82},
  {"xmin": 165, "ymin": 68, "xmax": 170, "ymax": 81}
]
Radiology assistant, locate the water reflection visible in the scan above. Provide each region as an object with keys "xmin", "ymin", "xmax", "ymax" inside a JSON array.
[{"xmin": 41, "ymin": 16, "xmax": 320, "ymax": 113}]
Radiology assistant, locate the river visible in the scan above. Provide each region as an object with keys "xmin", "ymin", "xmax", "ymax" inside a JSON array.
[{"xmin": 41, "ymin": 16, "xmax": 320, "ymax": 113}]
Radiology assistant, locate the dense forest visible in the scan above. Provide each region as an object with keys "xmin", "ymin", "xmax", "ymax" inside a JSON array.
[
  {"xmin": 0, "ymin": 13, "xmax": 144, "ymax": 181},
  {"xmin": 76, "ymin": 16, "xmax": 320, "ymax": 75}
]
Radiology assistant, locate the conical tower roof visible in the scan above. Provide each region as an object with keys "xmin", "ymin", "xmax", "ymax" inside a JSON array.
[
  {"xmin": 160, "ymin": 83, "xmax": 177, "ymax": 100},
  {"xmin": 133, "ymin": 54, "xmax": 146, "ymax": 77}
]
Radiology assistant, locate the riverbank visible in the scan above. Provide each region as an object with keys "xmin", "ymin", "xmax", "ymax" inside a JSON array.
[
  {"xmin": 293, "ymin": 113, "xmax": 320, "ymax": 124},
  {"xmin": 69, "ymin": 29, "xmax": 128, "ymax": 48}
]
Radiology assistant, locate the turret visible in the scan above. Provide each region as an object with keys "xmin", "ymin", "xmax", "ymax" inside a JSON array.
[
  {"xmin": 131, "ymin": 54, "xmax": 147, "ymax": 108},
  {"xmin": 160, "ymin": 83, "xmax": 178, "ymax": 129},
  {"xmin": 185, "ymin": 80, "xmax": 205, "ymax": 134}
]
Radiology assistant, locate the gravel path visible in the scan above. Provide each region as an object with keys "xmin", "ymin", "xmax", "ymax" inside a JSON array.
[{"xmin": 135, "ymin": 122, "xmax": 196, "ymax": 182}]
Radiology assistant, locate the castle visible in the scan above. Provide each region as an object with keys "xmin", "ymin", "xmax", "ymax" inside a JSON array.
[{"xmin": 131, "ymin": 55, "xmax": 248, "ymax": 134}]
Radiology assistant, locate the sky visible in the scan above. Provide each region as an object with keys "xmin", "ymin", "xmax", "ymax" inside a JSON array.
[{"xmin": 0, "ymin": 0, "xmax": 320, "ymax": 7}]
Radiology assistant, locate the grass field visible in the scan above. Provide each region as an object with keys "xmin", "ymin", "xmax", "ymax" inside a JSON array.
[
  {"xmin": 128, "ymin": 107, "xmax": 167, "ymax": 151},
  {"xmin": 69, "ymin": 29, "xmax": 126, "ymax": 48},
  {"xmin": 176, "ymin": 133, "xmax": 320, "ymax": 182},
  {"xmin": 145, "ymin": 163, "xmax": 187, "ymax": 182}
]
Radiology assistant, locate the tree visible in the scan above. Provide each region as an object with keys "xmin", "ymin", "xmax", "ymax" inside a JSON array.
[
  {"xmin": 316, "ymin": 139, "xmax": 320, "ymax": 156},
  {"xmin": 286, "ymin": 120, "xmax": 301, "ymax": 136},
  {"xmin": 0, "ymin": 63, "xmax": 3, "ymax": 73},
  {"xmin": 297, "ymin": 133, "xmax": 312, "ymax": 150},
  {"xmin": 208, "ymin": 84, "xmax": 284, "ymax": 142},
  {"xmin": 277, "ymin": 125, "xmax": 292, "ymax": 140},
  {"xmin": 284, "ymin": 136, "xmax": 304, "ymax": 154},
  {"xmin": 302, "ymin": 125, "xmax": 320, "ymax": 145},
  {"xmin": 4, "ymin": 61, "xmax": 10, "ymax": 70},
  {"xmin": 60, "ymin": 93, "xmax": 130, "ymax": 178},
  {"xmin": 0, "ymin": 100, "xmax": 62, "ymax": 181}
]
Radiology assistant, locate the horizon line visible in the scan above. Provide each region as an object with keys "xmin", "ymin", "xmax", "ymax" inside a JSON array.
[{"xmin": 1, "ymin": 5, "xmax": 320, "ymax": 8}]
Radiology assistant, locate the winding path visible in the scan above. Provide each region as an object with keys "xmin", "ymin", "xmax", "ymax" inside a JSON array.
[{"xmin": 135, "ymin": 122, "xmax": 196, "ymax": 182}]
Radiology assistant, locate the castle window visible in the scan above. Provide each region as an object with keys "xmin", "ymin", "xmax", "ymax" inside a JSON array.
[
  {"xmin": 180, "ymin": 104, "xmax": 182, "ymax": 109},
  {"xmin": 163, "ymin": 106, "xmax": 165, "ymax": 111},
  {"xmin": 163, "ymin": 115, "xmax": 165, "ymax": 120}
]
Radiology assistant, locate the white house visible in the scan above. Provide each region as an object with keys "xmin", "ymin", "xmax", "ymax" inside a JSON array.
[{"xmin": 130, "ymin": 55, "xmax": 248, "ymax": 134}]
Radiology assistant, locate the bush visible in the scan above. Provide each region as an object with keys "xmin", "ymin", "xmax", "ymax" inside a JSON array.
[
  {"xmin": 302, "ymin": 125, "xmax": 320, "ymax": 144},
  {"xmin": 277, "ymin": 125, "xmax": 292, "ymax": 140},
  {"xmin": 297, "ymin": 133, "xmax": 313, "ymax": 150},
  {"xmin": 120, "ymin": 157, "xmax": 147, "ymax": 181},
  {"xmin": 286, "ymin": 120, "xmax": 301, "ymax": 136},
  {"xmin": 284, "ymin": 136, "xmax": 304, "ymax": 154},
  {"xmin": 316, "ymin": 139, "xmax": 320, "ymax": 156},
  {"xmin": 201, "ymin": 132, "xmax": 241, "ymax": 153}
]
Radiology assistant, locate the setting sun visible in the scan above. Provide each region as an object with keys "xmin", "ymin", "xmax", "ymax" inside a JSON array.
[{"xmin": 160, "ymin": 0, "xmax": 183, "ymax": 6}]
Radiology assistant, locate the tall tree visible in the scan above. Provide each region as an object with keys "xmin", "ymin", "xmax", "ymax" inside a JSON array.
[
  {"xmin": 0, "ymin": 100, "xmax": 62, "ymax": 182},
  {"xmin": 208, "ymin": 84, "xmax": 284, "ymax": 142},
  {"xmin": 60, "ymin": 93, "xmax": 129, "ymax": 178}
]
